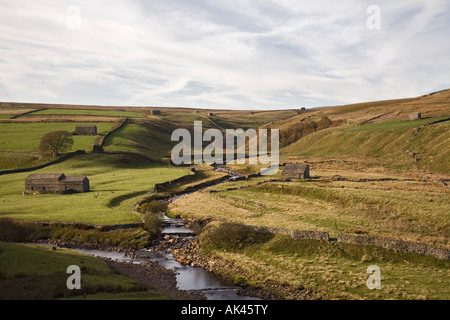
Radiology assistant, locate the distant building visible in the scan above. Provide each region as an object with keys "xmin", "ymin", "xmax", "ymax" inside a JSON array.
[
  {"xmin": 208, "ymin": 112, "xmax": 214, "ymax": 116},
  {"xmin": 74, "ymin": 125, "xmax": 97, "ymax": 136},
  {"xmin": 151, "ymin": 110, "xmax": 162, "ymax": 115},
  {"xmin": 92, "ymin": 145, "xmax": 104, "ymax": 152},
  {"xmin": 408, "ymin": 112, "xmax": 422, "ymax": 120},
  {"xmin": 281, "ymin": 163, "xmax": 310, "ymax": 179},
  {"xmin": 25, "ymin": 173, "xmax": 89, "ymax": 194}
]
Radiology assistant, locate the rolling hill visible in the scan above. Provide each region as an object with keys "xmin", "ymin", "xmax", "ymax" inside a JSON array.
[{"xmin": 0, "ymin": 89, "xmax": 448, "ymax": 173}]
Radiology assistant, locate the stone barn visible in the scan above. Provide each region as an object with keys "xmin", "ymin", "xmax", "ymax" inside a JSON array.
[
  {"xmin": 151, "ymin": 110, "xmax": 162, "ymax": 115},
  {"xmin": 281, "ymin": 163, "xmax": 310, "ymax": 179},
  {"xmin": 74, "ymin": 125, "xmax": 97, "ymax": 136},
  {"xmin": 25, "ymin": 173, "xmax": 90, "ymax": 194},
  {"xmin": 408, "ymin": 112, "xmax": 422, "ymax": 120}
]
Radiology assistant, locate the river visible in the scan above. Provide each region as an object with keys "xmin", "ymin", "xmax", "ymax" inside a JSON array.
[
  {"xmin": 38, "ymin": 166, "xmax": 260, "ymax": 300},
  {"xmin": 57, "ymin": 214, "xmax": 259, "ymax": 300}
]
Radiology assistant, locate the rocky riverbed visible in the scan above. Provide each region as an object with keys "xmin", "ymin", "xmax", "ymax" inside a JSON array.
[
  {"xmin": 166, "ymin": 233, "xmax": 320, "ymax": 300},
  {"xmin": 29, "ymin": 239, "xmax": 205, "ymax": 299},
  {"xmin": 103, "ymin": 258, "xmax": 205, "ymax": 300},
  {"xmin": 165, "ymin": 235, "xmax": 275, "ymax": 300}
]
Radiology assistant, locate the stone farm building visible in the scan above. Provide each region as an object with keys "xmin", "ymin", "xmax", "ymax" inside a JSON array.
[
  {"xmin": 281, "ymin": 163, "xmax": 310, "ymax": 179},
  {"xmin": 408, "ymin": 112, "xmax": 422, "ymax": 120},
  {"xmin": 25, "ymin": 173, "xmax": 90, "ymax": 194},
  {"xmin": 74, "ymin": 125, "xmax": 97, "ymax": 136}
]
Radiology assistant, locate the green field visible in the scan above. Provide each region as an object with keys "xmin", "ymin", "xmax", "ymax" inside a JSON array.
[
  {"xmin": 0, "ymin": 242, "xmax": 171, "ymax": 300},
  {"xmin": 0, "ymin": 122, "xmax": 114, "ymax": 152},
  {"xmin": 0, "ymin": 153, "xmax": 190, "ymax": 225},
  {"xmin": 28, "ymin": 108, "xmax": 143, "ymax": 118}
]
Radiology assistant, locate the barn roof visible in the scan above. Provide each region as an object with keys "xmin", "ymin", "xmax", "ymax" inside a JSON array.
[
  {"xmin": 282, "ymin": 163, "xmax": 309, "ymax": 174},
  {"xmin": 63, "ymin": 176, "xmax": 88, "ymax": 182},
  {"xmin": 26, "ymin": 173, "xmax": 65, "ymax": 180}
]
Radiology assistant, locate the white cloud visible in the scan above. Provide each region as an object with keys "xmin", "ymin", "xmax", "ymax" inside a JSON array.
[{"xmin": 0, "ymin": 0, "xmax": 449, "ymax": 109}]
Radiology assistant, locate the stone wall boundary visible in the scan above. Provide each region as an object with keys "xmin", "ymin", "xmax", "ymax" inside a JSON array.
[
  {"xmin": 337, "ymin": 234, "xmax": 449, "ymax": 261},
  {"xmin": 9, "ymin": 108, "xmax": 47, "ymax": 119},
  {"xmin": 0, "ymin": 150, "xmax": 86, "ymax": 176},
  {"xmin": 93, "ymin": 117, "xmax": 128, "ymax": 150}
]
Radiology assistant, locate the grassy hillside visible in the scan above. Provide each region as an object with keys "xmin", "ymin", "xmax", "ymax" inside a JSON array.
[
  {"xmin": 169, "ymin": 171, "xmax": 450, "ymax": 248},
  {"xmin": 318, "ymin": 89, "xmax": 450, "ymax": 123},
  {"xmin": 199, "ymin": 110, "xmax": 298, "ymax": 130},
  {"xmin": 199, "ymin": 223, "xmax": 450, "ymax": 300},
  {"xmin": 260, "ymin": 90, "xmax": 449, "ymax": 175},
  {"xmin": 0, "ymin": 107, "xmax": 35, "ymax": 119},
  {"xmin": 0, "ymin": 153, "xmax": 189, "ymax": 225},
  {"xmin": 103, "ymin": 109, "xmax": 297, "ymax": 161},
  {"xmin": 103, "ymin": 119, "xmax": 179, "ymax": 161},
  {"xmin": 0, "ymin": 91, "xmax": 448, "ymax": 301},
  {"xmin": 0, "ymin": 242, "xmax": 171, "ymax": 300},
  {"xmin": 281, "ymin": 118, "xmax": 450, "ymax": 173},
  {"xmin": 27, "ymin": 108, "xmax": 143, "ymax": 118}
]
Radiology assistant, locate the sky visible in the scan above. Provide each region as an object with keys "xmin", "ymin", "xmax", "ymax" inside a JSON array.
[{"xmin": 0, "ymin": 0, "xmax": 449, "ymax": 110}]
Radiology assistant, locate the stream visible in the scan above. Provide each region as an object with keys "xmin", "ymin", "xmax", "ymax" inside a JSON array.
[
  {"xmin": 39, "ymin": 166, "xmax": 260, "ymax": 300},
  {"xmin": 156, "ymin": 213, "xmax": 259, "ymax": 300},
  {"xmin": 59, "ymin": 215, "xmax": 258, "ymax": 300}
]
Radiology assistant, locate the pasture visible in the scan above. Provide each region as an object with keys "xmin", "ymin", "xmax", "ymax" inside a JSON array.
[
  {"xmin": 169, "ymin": 170, "xmax": 450, "ymax": 248},
  {"xmin": 0, "ymin": 122, "xmax": 114, "ymax": 152},
  {"xmin": 0, "ymin": 153, "xmax": 189, "ymax": 225},
  {"xmin": 200, "ymin": 224, "xmax": 450, "ymax": 300}
]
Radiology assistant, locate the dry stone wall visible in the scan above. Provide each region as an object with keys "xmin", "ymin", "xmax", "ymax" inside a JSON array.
[
  {"xmin": 0, "ymin": 150, "xmax": 86, "ymax": 176},
  {"xmin": 248, "ymin": 225, "xmax": 330, "ymax": 242},
  {"xmin": 337, "ymin": 234, "xmax": 449, "ymax": 261}
]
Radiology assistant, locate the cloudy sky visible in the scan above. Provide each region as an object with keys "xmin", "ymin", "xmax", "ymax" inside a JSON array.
[{"xmin": 0, "ymin": 0, "xmax": 449, "ymax": 109}]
